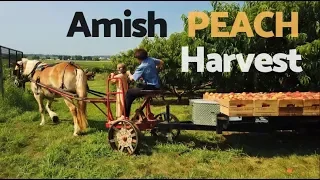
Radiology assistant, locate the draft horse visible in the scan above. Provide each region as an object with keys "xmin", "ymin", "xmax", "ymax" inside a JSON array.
[{"xmin": 13, "ymin": 58, "xmax": 88, "ymax": 136}]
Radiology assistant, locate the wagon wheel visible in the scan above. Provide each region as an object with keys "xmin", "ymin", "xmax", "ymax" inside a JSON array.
[
  {"xmin": 108, "ymin": 120, "xmax": 141, "ymax": 155},
  {"xmin": 151, "ymin": 113, "xmax": 180, "ymax": 142}
]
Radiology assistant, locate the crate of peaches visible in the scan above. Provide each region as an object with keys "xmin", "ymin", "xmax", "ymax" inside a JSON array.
[
  {"xmin": 301, "ymin": 92, "xmax": 320, "ymax": 116},
  {"xmin": 203, "ymin": 92, "xmax": 320, "ymax": 117},
  {"xmin": 203, "ymin": 92, "xmax": 255, "ymax": 117},
  {"xmin": 270, "ymin": 92, "xmax": 319, "ymax": 116}
]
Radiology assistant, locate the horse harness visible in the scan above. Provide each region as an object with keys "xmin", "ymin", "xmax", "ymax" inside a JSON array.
[
  {"xmin": 14, "ymin": 61, "xmax": 42, "ymax": 87},
  {"xmin": 60, "ymin": 62, "xmax": 78, "ymax": 89},
  {"xmin": 25, "ymin": 61, "xmax": 78, "ymax": 94}
]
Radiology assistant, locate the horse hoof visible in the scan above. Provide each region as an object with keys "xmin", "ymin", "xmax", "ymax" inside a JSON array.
[
  {"xmin": 40, "ymin": 123, "xmax": 45, "ymax": 126},
  {"xmin": 52, "ymin": 116, "xmax": 59, "ymax": 123},
  {"xmin": 73, "ymin": 133, "xmax": 79, "ymax": 137}
]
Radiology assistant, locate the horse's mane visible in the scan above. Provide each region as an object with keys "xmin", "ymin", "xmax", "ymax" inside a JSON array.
[{"xmin": 21, "ymin": 58, "xmax": 29, "ymax": 63}]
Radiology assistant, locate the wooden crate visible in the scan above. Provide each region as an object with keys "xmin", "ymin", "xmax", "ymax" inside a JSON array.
[
  {"xmin": 303, "ymin": 99, "xmax": 320, "ymax": 116},
  {"xmin": 278, "ymin": 99, "xmax": 304, "ymax": 107},
  {"xmin": 278, "ymin": 99, "xmax": 304, "ymax": 116},
  {"xmin": 203, "ymin": 93, "xmax": 319, "ymax": 117},
  {"xmin": 208, "ymin": 96, "xmax": 216, "ymax": 101},
  {"xmin": 279, "ymin": 107, "xmax": 303, "ymax": 116},
  {"xmin": 219, "ymin": 99, "xmax": 253, "ymax": 116},
  {"xmin": 253, "ymin": 100, "xmax": 279, "ymax": 116}
]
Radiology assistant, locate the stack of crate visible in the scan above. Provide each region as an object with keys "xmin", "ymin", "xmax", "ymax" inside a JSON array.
[{"xmin": 203, "ymin": 92, "xmax": 320, "ymax": 117}]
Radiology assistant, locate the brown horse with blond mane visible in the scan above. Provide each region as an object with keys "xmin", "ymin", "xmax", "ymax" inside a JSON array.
[{"xmin": 13, "ymin": 58, "xmax": 88, "ymax": 136}]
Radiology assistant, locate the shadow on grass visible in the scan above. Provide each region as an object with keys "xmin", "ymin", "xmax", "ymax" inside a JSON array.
[
  {"xmin": 218, "ymin": 132, "xmax": 320, "ymax": 157},
  {"xmin": 53, "ymin": 118, "xmax": 72, "ymax": 124},
  {"xmin": 85, "ymin": 119, "xmax": 320, "ymax": 158},
  {"xmin": 139, "ymin": 131, "xmax": 320, "ymax": 157},
  {"xmin": 87, "ymin": 119, "xmax": 108, "ymax": 132}
]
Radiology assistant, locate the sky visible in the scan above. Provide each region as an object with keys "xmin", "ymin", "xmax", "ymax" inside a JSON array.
[{"xmin": 0, "ymin": 1, "xmax": 243, "ymax": 56}]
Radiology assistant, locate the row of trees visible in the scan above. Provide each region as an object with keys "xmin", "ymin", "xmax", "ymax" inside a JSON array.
[{"xmin": 110, "ymin": 1, "xmax": 320, "ymax": 100}]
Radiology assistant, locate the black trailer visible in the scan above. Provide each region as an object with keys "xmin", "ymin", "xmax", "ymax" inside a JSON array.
[{"xmin": 150, "ymin": 99, "xmax": 320, "ymax": 143}]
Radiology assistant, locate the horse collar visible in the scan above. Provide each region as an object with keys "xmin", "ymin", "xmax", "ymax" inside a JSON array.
[{"xmin": 27, "ymin": 61, "xmax": 42, "ymax": 80}]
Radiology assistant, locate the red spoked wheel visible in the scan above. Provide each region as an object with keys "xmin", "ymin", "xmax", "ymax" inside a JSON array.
[{"xmin": 108, "ymin": 120, "xmax": 141, "ymax": 155}]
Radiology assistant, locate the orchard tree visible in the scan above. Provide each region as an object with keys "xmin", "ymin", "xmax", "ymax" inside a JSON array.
[{"xmin": 109, "ymin": 1, "xmax": 320, "ymax": 101}]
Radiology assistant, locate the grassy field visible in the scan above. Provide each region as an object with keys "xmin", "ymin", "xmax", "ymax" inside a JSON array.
[{"xmin": 0, "ymin": 69, "xmax": 319, "ymax": 178}]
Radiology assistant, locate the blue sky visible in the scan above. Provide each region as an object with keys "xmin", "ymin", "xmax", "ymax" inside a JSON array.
[{"xmin": 0, "ymin": 1, "xmax": 243, "ymax": 56}]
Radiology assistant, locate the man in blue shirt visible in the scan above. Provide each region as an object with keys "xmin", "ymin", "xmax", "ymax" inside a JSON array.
[{"xmin": 119, "ymin": 48, "xmax": 164, "ymax": 120}]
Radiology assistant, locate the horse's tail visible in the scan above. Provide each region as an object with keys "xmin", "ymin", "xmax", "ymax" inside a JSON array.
[{"xmin": 75, "ymin": 68, "xmax": 88, "ymax": 131}]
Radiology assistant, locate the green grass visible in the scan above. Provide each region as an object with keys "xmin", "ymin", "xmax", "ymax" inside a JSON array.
[{"xmin": 0, "ymin": 73, "xmax": 319, "ymax": 178}]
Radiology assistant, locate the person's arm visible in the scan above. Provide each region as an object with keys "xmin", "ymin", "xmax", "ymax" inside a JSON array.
[
  {"xmin": 128, "ymin": 65, "xmax": 144, "ymax": 81},
  {"xmin": 109, "ymin": 73, "xmax": 117, "ymax": 83},
  {"xmin": 152, "ymin": 58, "xmax": 164, "ymax": 71},
  {"xmin": 126, "ymin": 71, "xmax": 133, "ymax": 80}
]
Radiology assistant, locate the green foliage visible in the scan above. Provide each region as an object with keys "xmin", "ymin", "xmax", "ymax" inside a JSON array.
[
  {"xmin": 110, "ymin": 1, "xmax": 320, "ymax": 98},
  {"xmin": 296, "ymin": 39, "xmax": 320, "ymax": 88},
  {"xmin": 92, "ymin": 57, "xmax": 100, "ymax": 61},
  {"xmin": 0, "ymin": 76, "xmax": 38, "ymax": 123}
]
